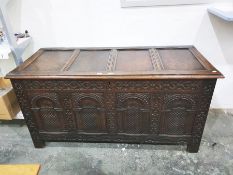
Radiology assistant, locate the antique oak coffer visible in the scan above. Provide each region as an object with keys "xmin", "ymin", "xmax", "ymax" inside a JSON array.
[{"xmin": 6, "ymin": 46, "xmax": 223, "ymax": 153}]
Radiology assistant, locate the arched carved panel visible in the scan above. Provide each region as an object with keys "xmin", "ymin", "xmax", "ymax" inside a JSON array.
[
  {"xmin": 116, "ymin": 93, "xmax": 150, "ymax": 134},
  {"xmin": 162, "ymin": 94, "xmax": 196, "ymax": 135},
  {"xmin": 30, "ymin": 93, "xmax": 64, "ymax": 131},
  {"xmin": 72, "ymin": 93, "xmax": 107, "ymax": 133}
]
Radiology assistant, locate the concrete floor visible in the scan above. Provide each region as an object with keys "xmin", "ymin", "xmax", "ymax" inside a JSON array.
[{"xmin": 0, "ymin": 109, "xmax": 233, "ymax": 175}]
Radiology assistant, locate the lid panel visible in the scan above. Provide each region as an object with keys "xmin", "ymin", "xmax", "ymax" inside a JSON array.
[
  {"xmin": 116, "ymin": 50, "xmax": 153, "ymax": 72},
  {"xmin": 159, "ymin": 49, "xmax": 205, "ymax": 70},
  {"xmin": 24, "ymin": 50, "xmax": 73, "ymax": 71},
  {"xmin": 68, "ymin": 50, "xmax": 109, "ymax": 72}
]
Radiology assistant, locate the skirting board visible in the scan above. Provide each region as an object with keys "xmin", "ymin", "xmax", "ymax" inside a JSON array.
[{"xmin": 209, "ymin": 108, "xmax": 233, "ymax": 114}]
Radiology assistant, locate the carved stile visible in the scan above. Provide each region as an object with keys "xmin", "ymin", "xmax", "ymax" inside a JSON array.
[
  {"xmin": 106, "ymin": 49, "xmax": 118, "ymax": 72},
  {"xmin": 149, "ymin": 48, "xmax": 164, "ymax": 71}
]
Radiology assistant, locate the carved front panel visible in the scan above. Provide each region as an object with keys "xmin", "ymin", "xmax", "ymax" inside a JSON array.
[
  {"xmin": 11, "ymin": 79, "xmax": 217, "ymax": 152},
  {"xmin": 72, "ymin": 93, "xmax": 107, "ymax": 133},
  {"xmin": 29, "ymin": 92, "xmax": 65, "ymax": 131},
  {"xmin": 162, "ymin": 94, "xmax": 196, "ymax": 135},
  {"xmin": 116, "ymin": 93, "xmax": 150, "ymax": 134}
]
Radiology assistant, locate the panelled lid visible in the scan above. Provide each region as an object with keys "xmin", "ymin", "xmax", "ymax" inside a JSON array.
[{"xmin": 6, "ymin": 46, "xmax": 224, "ymax": 79}]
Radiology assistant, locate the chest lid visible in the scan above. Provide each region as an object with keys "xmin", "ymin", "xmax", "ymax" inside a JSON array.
[{"xmin": 6, "ymin": 46, "xmax": 223, "ymax": 79}]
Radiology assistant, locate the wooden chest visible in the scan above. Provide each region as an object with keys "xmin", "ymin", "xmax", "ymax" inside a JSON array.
[{"xmin": 6, "ymin": 47, "xmax": 223, "ymax": 153}]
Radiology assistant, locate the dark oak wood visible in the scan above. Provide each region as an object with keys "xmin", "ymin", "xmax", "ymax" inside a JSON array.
[{"xmin": 6, "ymin": 46, "xmax": 223, "ymax": 153}]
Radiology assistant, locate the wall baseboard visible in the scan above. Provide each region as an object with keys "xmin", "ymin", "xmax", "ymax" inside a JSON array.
[{"xmin": 209, "ymin": 108, "xmax": 233, "ymax": 114}]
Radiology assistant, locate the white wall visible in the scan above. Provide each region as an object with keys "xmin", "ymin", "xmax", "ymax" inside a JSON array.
[
  {"xmin": 19, "ymin": 0, "xmax": 205, "ymax": 47},
  {"xmin": 194, "ymin": 13, "xmax": 233, "ymax": 109},
  {"xmin": 1, "ymin": 0, "xmax": 233, "ymax": 108}
]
